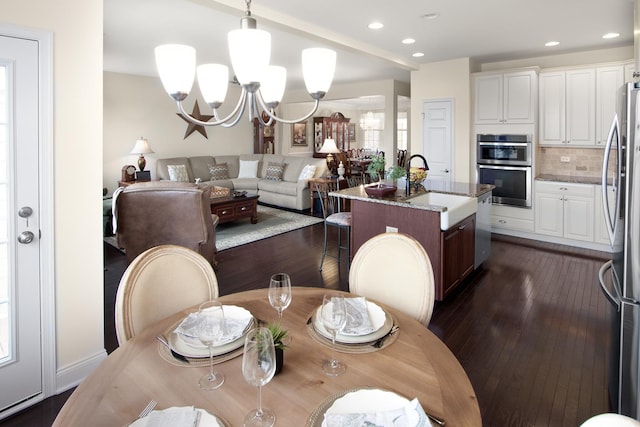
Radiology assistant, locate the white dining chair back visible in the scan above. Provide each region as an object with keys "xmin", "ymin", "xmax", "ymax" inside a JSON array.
[
  {"xmin": 580, "ymin": 413, "xmax": 640, "ymax": 427},
  {"xmin": 349, "ymin": 232, "xmax": 435, "ymax": 326},
  {"xmin": 115, "ymin": 244, "xmax": 219, "ymax": 344}
]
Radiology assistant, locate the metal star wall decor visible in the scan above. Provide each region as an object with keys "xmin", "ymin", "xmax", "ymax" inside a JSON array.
[{"xmin": 178, "ymin": 101, "xmax": 214, "ymax": 139}]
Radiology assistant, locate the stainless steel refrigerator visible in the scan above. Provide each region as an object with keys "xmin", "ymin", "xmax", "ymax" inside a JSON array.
[{"xmin": 599, "ymin": 81, "xmax": 640, "ymax": 419}]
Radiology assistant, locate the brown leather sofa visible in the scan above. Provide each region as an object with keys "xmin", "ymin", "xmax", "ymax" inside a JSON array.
[{"xmin": 115, "ymin": 181, "xmax": 218, "ymax": 268}]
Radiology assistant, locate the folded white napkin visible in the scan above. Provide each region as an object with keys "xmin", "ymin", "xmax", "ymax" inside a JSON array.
[
  {"xmin": 138, "ymin": 406, "xmax": 200, "ymax": 427},
  {"xmin": 323, "ymin": 398, "xmax": 427, "ymax": 427},
  {"xmin": 341, "ymin": 297, "xmax": 375, "ymax": 336},
  {"xmin": 175, "ymin": 305, "xmax": 251, "ymax": 346}
]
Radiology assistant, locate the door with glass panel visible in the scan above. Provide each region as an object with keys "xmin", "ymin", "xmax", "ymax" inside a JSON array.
[{"xmin": 0, "ymin": 35, "xmax": 42, "ymax": 413}]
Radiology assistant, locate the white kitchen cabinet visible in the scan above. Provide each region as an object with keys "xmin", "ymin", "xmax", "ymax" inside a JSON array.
[
  {"xmin": 473, "ymin": 70, "xmax": 536, "ymax": 124},
  {"xmin": 539, "ymin": 69, "xmax": 596, "ymax": 146},
  {"xmin": 594, "ymin": 184, "xmax": 616, "ymax": 245},
  {"xmin": 535, "ymin": 181, "xmax": 594, "ymax": 242},
  {"xmin": 596, "ymin": 66, "xmax": 624, "ymax": 146},
  {"xmin": 625, "ymin": 62, "xmax": 636, "ymax": 83}
]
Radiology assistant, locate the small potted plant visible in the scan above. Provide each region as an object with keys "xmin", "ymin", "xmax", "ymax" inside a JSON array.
[
  {"xmin": 365, "ymin": 154, "xmax": 405, "ymax": 197},
  {"xmin": 266, "ymin": 322, "xmax": 289, "ymax": 375}
]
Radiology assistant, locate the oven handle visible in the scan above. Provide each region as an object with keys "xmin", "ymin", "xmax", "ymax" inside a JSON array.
[
  {"xmin": 478, "ymin": 142, "xmax": 531, "ymax": 147},
  {"xmin": 477, "ymin": 164, "xmax": 531, "ymax": 171}
]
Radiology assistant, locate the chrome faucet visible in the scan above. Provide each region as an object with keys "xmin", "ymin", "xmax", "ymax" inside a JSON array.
[{"xmin": 406, "ymin": 154, "xmax": 429, "ymax": 196}]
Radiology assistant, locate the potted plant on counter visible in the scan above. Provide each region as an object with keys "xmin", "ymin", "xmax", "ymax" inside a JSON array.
[{"xmin": 365, "ymin": 154, "xmax": 405, "ymax": 197}]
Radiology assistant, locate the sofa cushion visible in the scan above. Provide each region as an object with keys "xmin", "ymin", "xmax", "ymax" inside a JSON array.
[
  {"xmin": 188, "ymin": 156, "xmax": 217, "ymax": 181},
  {"xmin": 298, "ymin": 164, "xmax": 317, "ymax": 180},
  {"xmin": 208, "ymin": 163, "xmax": 229, "ymax": 180},
  {"xmin": 156, "ymin": 157, "xmax": 193, "ymax": 181},
  {"xmin": 214, "ymin": 156, "xmax": 240, "ymax": 178},
  {"xmin": 230, "ymin": 177, "xmax": 260, "ymax": 191},
  {"xmin": 258, "ymin": 179, "xmax": 299, "ymax": 196},
  {"xmin": 265, "ymin": 162, "xmax": 285, "ymax": 181},
  {"xmin": 238, "ymin": 159, "xmax": 260, "ymax": 178},
  {"xmin": 281, "ymin": 157, "xmax": 306, "ymax": 182},
  {"xmin": 167, "ymin": 164, "xmax": 189, "ymax": 182}
]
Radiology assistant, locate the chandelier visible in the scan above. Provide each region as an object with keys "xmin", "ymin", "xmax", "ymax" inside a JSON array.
[
  {"xmin": 155, "ymin": 0, "xmax": 337, "ymax": 127},
  {"xmin": 359, "ymin": 111, "xmax": 379, "ymax": 130}
]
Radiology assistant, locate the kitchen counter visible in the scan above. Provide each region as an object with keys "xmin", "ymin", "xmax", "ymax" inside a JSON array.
[{"xmin": 536, "ymin": 173, "xmax": 603, "ymax": 185}]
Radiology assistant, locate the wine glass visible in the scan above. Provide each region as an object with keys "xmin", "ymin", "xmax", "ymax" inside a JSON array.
[
  {"xmin": 320, "ymin": 293, "xmax": 347, "ymax": 376},
  {"xmin": 242, "ymin": 327, "xmax": 276, "ymax": 427},
  {"xmin": 268, "ymin": 273, "xmax": 292, "ymax": 319},
  {"xmin": 196, "ymin": 300, "xmax": 225, "ymax": 390}
]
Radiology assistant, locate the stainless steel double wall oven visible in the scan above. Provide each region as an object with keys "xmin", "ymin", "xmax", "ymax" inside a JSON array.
[{"xmin": 476, "ymin": 134, "xmax": 532, "ymax": 207}]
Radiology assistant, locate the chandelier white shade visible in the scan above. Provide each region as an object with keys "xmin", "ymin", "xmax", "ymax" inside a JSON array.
[{"xmin": 154, "ymin": 0, "xmax": 337, "ymax": 127}]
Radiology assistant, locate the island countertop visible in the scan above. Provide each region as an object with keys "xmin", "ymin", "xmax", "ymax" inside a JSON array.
[{"xmin": 330, "ymin": 180, "xmax": 494, "ymax": 212}]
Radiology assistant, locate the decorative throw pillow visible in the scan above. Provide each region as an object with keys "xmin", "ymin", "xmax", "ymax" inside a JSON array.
[
  {"xmin": 237, "ymin": 160, "xmax": 260, "ymax": 178},
  {"xmin": 298, "ymin": 164, "xmax": 317, "ymax": 180},
  {"xmin": 167, "ymin": 164, "xmax": 189, "ymax": 182},
  {"xmin": 208, "ymin": 163, "xmax": 229, "ymax": 181},
  {"xmin": 265, "ymin": 162, "xmax": 286, "ymax": 181}
]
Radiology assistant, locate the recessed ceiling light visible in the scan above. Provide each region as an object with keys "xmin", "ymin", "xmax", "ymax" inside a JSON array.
[
  {"xmin": 368, "ymin": 22, "xmax": 384, "ymax": 30},
  {"xmin": 402, "ymin": 38, "xmax": 416, "ymax": 45},
  {"xmin": 545, "ymin": 41, "xmax": 560, "ymax": 47},
  {"xmin": 412, "ymin": 52, "xmax": 425, "ymax": 58},
  {"xmin": 421, "ymin": 13, "xmax": 439, "ymax": 20},
  {"xmin": 603, "ymin": 32, "xmax": 620, "ymax": 39}
]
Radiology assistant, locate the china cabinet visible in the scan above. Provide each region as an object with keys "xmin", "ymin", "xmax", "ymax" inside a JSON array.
[
  {"xmin": 253, "ymin": 113, "xmax": 275, "ymax": 154},
  {"xmin": 313, "ymin": 113, "xmax": 350, "ymax": 157}
]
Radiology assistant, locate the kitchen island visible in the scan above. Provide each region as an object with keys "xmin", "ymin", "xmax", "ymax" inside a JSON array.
[{"xmin": 332, "ymin": 181, "xmax": 494, "ymax": 300}]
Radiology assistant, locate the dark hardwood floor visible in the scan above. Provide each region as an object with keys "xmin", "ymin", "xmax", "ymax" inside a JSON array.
[{"xmin": 1, "ymin": 223, "xmax": 612, "ymax": 426}]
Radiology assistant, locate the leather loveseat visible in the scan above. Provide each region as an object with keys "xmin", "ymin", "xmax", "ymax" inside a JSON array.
[{"xmin": 155, "ymin": 154, "xmax": 327, "ymax": 211}]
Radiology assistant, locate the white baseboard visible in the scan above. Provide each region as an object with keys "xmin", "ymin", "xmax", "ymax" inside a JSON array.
[
  {"xmin": 492, "ymin": 228, "xmax": 613, "ymax": 253},
  {"xmin": 56, "ymin": 349, "xmax": 108, "ymax": 394}
]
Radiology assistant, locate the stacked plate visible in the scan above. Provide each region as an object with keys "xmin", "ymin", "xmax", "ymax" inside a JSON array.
[
  {"xmin": 130, "ymin": 406, "xmax": 227, "ymax": 427},
  {"xmin": 313, "ymin": 299, "xmax": 393, "ymax": 344},
  {"xmin": 168, "ymin": 305, "xmax": 253, "ymax": 358},
  {"xmin": 320, "ymin": 389, "xmax": 429, "ymax": 427}
]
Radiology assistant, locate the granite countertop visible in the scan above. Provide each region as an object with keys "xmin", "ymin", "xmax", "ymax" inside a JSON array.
[
  {"xmin": 330, "ymin": 180, "xmax": 494, "ymax": 213},
  {"xmin": 536, "ymin": 174, "xmax": 604, "ymax": 185}
]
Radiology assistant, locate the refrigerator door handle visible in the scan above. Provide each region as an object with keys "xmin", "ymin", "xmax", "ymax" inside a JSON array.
[
  {"xmin": 602, "ymin": 114, "xmax": 619, "ymax": 246},
  {"xmin": 599, "ymin": 261, "xmax": 621, "ymax": 311}
]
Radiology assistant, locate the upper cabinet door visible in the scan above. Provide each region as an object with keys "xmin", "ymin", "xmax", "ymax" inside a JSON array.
[
  {"xmin": 539, "ymin": 71, "xmax": 566, "ymax": 145},
  {"xmin": 565, "ymin": 68, "xmax": 596, "ymax": 145},
  {"xmin": 596, "ymin": 65, "xmax": 623, "ymax": 146},
  {"xmin": 473, "ymin": 70, "xmax": 535, "ymax": 124}
]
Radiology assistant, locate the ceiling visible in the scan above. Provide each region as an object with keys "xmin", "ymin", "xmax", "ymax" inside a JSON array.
[{"xmin": 104, "ymin": 0, "xmax": 634, "ymax": 99}]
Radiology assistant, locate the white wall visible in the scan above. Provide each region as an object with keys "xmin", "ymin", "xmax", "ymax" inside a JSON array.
[
  {"xmin": 2, "ymin": 0, "xmax": 105, "ymax": 392},
  {"xmin": 104, "ymin": 72, "xmax": 253, "ymax": 194},
  {"xmin": 410, "ymin": 58, "xmax": 473, "ymax": 182}
]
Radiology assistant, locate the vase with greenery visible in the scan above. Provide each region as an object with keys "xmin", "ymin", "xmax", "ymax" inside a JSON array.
[
  {"xmin": 266, "ymin": 322, "xmax": 289, "ymax": 375},
  {"xmin": 366, "ymin": 154, "xmax": 405, "ymax": 187}
]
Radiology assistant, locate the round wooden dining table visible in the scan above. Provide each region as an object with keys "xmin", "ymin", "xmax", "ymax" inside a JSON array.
[{"xmin": 53, "ymin": 287, "xmax": 481, "ymax": 426}]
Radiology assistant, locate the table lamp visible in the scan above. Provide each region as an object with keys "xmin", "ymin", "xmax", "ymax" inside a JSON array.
[
  {"xmin": 130, "ymin": 137, "xmax": 154, "ymax": 171},
  {"xmin": 318, "ymin": 138, "xmax": 340, "ymax": 176}
]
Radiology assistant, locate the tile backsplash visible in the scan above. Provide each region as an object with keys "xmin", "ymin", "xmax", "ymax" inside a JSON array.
[{"xmin": 537, "ymin": 147, "xmax": 613, "ymax": 180}]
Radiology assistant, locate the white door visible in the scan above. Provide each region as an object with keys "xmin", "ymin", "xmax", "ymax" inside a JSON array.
[
  {"xmin": 422, "ymin": 100, "xmax": 453, "ymax": 183},
  {"xmin": 0, "ymin": 35, "xmax": 43, "ymax": 413}
]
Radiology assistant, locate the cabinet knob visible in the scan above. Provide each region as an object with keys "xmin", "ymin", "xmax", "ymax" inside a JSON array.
[
  {"xmin": 498, "ymin": 219, "xmax": 507, "ymax": 224},
  {"xmin": 222, "ymin": 210, "xmax": 228, "ymax": 215}
]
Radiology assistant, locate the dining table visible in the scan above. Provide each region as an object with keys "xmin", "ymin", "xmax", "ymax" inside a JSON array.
[{"xmin": 53, "ymin": 287, "xmax": 481, "ymax": 426}]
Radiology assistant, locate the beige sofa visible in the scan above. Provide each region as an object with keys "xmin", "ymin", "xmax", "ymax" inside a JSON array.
[{"xmin": 156, "ymin": 154, "xmax": 328, "ymax": 211}]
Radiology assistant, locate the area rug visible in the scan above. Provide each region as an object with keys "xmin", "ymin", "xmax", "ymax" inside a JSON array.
[{"xmin": 103, "ymin": 205, "xmax": 323, "ymax": 252}]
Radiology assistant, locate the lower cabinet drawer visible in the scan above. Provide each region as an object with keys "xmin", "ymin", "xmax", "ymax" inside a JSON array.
[
  {"xmin": 234, "ymin": 202, "xmax": 253, "ymax": 215},
  {"xmin": 492, "ymin": 215, "xmax": 534, "ymax": 232},
  {"xmin": 214, "ymin": 204, "xmax": 235, "ymax": 219}
]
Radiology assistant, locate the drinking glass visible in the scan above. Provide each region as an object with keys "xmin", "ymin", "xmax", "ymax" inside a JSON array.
[
  {"xmin": 196, "ymin": 300, "xmax": 225, "ymax": 390},
  {"xmin": 320, "ymin": 293, "xmax": 347, "ymax": 376},
  {"xmin": 268, "ymin": 273, "xmax": 292, "ymax": 318},
  {"xmin": 242, "ymin": 327, "xmax": 276, "ymax": 427}
]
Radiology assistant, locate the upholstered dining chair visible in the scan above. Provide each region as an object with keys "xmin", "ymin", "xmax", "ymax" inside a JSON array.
[
  {"xmin": 115, "ymin": 181, "xmax": 218, "ymax": 268},
  {"xmin": 348, "ymin": 232, "xmax": 436, "ymax": 326},
  {"xmin": 115, "ymin": 244, "xmax": 219, "ymax": 344},
  {"xmin": 315, "ymin": 182, "xmax": 352, "ymax": 271}
]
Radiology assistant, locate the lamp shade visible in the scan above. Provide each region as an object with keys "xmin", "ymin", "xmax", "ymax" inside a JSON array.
[
  {"xmin": 260, "ymin": 65, "xmax": 286, "ymax": 105},
  {"xmin": 302, "ymin": 48, "xmax": 336, "ymax": 96},
  {"xmin": 197, "ymin": 64, "xmax": 229, "ymax": 107},
  {"xmin": 155, "ymin": 44, "xmax": 196, "ymax": 101},
  {"xmin": 228, "ymin": 28, "xmax": 271, "ymax": 86},
  {"xmin": 130, "ymin": 138, "xmax": 154, "ymax": 155},
  {"xmin": 318, "ymin": 138, "xmax": 340, "ymax": 154}
]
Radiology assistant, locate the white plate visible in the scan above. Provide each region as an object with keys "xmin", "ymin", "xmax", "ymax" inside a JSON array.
[
  {"xmin": 174, "ymin": 305, "xmax": 253, "ymax": 349},
  {"xmin": 130, "ymin": 407, "xmax": 225, "ymax": 427},
  {"xmin": 313, "ymin": 301, "xmax": 392, "ymax": 344},
  {"xmin": 321, "ymin": 389, "xmax": 427, "ymax": 427},
  {"xmin": 170, "ymin": 317, "xmax": 254, "ymax": 358}
]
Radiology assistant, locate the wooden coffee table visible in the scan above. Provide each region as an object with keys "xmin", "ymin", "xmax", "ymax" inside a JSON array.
[{"xmin": 210, "ymin": 193, "xmax": 259, "ymax": 224}]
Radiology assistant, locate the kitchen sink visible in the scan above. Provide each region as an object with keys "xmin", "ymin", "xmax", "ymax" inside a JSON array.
[{"xmin": 407, "ymin": 192, "xmax": 478, "ymax": 230}]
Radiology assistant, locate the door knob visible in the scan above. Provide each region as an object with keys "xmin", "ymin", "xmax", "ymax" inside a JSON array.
[
  {"xmin": 18, "ymin": 231, "xmax": 34, "ymax": 244},
  {"xmin": 442, "ymin": 169, "xmax": 450, "ymax": 173}
]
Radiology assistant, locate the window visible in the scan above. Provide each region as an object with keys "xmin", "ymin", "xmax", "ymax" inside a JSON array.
[
  {"xmin": 397, "ymin": 112, "xmax": 407, "ymax": 150},
  {"xmin": 361, "ymin": 111, "xmax": 384, "ymax": 150}
]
